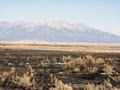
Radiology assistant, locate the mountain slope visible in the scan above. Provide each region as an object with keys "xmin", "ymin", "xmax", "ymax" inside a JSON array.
[{"xmin": 0, "ymin": 21, "xmax": 120, "ymax": 43}]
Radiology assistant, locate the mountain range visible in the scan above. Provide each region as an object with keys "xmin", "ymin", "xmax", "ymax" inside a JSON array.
[{"xmin": 0, "ymin": 21, "xmax": 120, "ymax": 43}]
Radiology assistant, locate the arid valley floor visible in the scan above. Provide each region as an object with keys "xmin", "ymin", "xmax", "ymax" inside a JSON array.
[{"xmin": 0, "ymin": 43, "xmax": 120, "ymax": 90}]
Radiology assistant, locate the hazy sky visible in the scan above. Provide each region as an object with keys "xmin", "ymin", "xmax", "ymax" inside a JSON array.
[{"xmin": 0, "ymin": 0, "xmax": 120, "ymax": 35}]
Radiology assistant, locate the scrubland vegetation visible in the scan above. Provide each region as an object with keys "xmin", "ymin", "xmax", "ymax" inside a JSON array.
[
  {"xmin": 0, "ymin": 44, "xmax": 120, "ymax": 90},
  {"xmin": 0, "ymin": 66, "xmax": 73, "ymax": 90}
]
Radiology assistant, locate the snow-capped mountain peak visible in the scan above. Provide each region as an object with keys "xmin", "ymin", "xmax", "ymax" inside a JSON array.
[
  {"xmin": 39, "ymin": 20, "xmax": 92, "ymax": 30},
  {"xmin": 0, "ymin": 21, "xmax": 120, "ymax": 43}
]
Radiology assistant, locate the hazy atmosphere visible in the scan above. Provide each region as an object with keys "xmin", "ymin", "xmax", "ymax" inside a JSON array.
[{"xmin": 0, "ymin": 0, "xmax": 120, "ymax": 35}]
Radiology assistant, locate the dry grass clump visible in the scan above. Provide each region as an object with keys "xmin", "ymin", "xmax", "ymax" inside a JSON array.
[
  {"xmin": 50, "ymin": 77, "xmax": 73, "ymax": 90},
  {"xmin": 0, "ymin": 67, "xmax": 16, "ymax": 86},
  {"xmin": 102, "ymin": 64, "xmax": 114, "ymax": 75},
  {"xmin": 62, "ymin": 56, "xmax": 74, "ymax": 63},
  {"xmin": 40, "ymin": 62, "xmax": 48, "ymax": 67},
  {"xmin": 12, "ymin": 73, "xmax": 37, "ymax": 89},
  {"xmin": 0, "ymin": 68, "xmax": 11, "ymax": 84},
  {"xmin": 112, "ymin": 76, "xmax": 120, "ymax": 83},
  {"xmin": 84, "ymin": 79, "xmax": 120, "ymax": 90},
  {"xmin": 0, "ymin": 66, "xmax": 37, "ymax": 89},
  {"xmin": 63, "ymin": 55, "xmax": 105, "ymax": 74},
  {"xmin": 109, "ymin": 75, "xmax": 120, "ymax": 87}
]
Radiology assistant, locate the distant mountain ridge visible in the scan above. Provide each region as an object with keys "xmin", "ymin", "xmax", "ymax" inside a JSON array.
[{"xmin": 0, "ymin": 21, "xmax": 120, "ymax": 43}]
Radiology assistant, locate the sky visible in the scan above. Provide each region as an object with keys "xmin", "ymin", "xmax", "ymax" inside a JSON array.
[{"xmin": 0, "ymin": 0, "xmax": 120, "ymax": 35}]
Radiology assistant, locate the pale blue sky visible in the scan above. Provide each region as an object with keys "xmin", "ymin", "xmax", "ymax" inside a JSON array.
[{"xmin": 0, "ymin": 0, "xmax": 120, "ymax": 35}]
